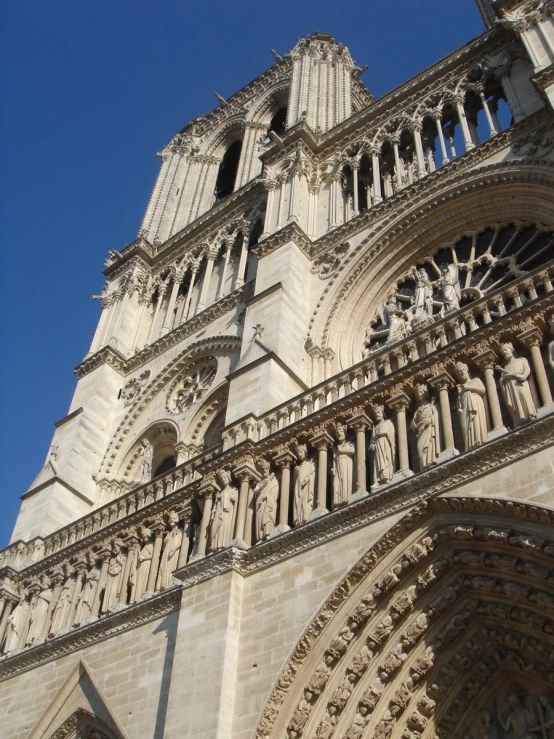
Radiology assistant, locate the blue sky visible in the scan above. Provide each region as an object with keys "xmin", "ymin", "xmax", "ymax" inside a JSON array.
[{"xmin": 0, "ymin": 1, "xmax": 486, "ymax": 546}]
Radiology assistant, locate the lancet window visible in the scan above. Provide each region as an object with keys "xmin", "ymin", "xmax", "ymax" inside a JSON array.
[{"xmin": 215, "ymin": 139, "xmax": 243, "ymax": 201}]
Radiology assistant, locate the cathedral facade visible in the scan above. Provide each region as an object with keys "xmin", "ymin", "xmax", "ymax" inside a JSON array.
[{"xmin": 2, "ymin": 1, "xmax": 554, "ymax": 737}]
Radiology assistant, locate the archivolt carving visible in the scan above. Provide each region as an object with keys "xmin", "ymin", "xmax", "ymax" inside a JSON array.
[
  {"xmin": 255, "ymin": 497, "xmax": 554, "ymax": 739},
  {"xmin": 96, "ymin": 336, "xmax": 240, "ymax": 479},
  {"xmin": 165, "ymin": 358, "xmax": 217, "ymax": 414}
]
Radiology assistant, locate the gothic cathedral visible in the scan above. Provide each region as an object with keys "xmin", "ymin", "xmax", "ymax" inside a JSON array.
[{"xmin": 2, "ymin": 2, "xmax": 554, "ymax": 737}]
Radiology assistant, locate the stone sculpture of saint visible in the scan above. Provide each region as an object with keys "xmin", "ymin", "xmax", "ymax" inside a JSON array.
[
  {"xmin": 332, "ymin": 422, "xmax": 355, "ymax": 506},
  {"xmin": 49, "ymin": 575, "xmax": 74, "ymax": 636},
  {"xmin": 413, "ymin": 268, "xmax": 434, "ymax": 321},
  {"xmin": 293, "ymin": 444, "xmax": 315, "ymax": 526},
  {"xmin": 410, "ymin": 383, "xmax": 440, "ymax": 468},
  {"xmin": 495, "ymin": 342, "xmax": 537, "ymax": 427},
  {"xmin": 133, "ymin": 531, "xmax": 153, "ymax": 600},
  {"xmin": 74, "ymin": 565, "xmax": 100, "ymax": 626},
  {"xmin": 499, "ymin": 693, "xmax": 534, "ymax": 739},
  {"xmin": 253, "ymin": 459, "xmax": 279, "ymax": 542},
  {"xmin": 439, "ymin": 263, "xmax": 461, "ymax": 313},
  {"xmin": 26, "ymin": 579, "xmax": 52, "ymax": 645},
  {"xmin": 381, "ymin": 297, "xmax": 408, "ymax": 344},
  {"xmin": 210, "ymin": 469, "xmax": 238, "ymax": 551},
  {"xmin": 316, "ymin": 706, "xmax": 337, "ymax": 738},
  {"xmin": 346, "ymin": 706, "xmax": 369, "ymax": 739},
  {"xmin": 138, "ymin": 438, "xmax": 153, "ymax": 484},
  {"xmin": 289, "ymin": 691, "xmax": 313, "ymax": 734},
  {"xmin": 156, "ymin": 512, "xmax": 183, "ymax": 590},
  {"xmin": 455, "ymin": 361, "xmax": 488, "ymax": 450},
  {"xmin": 369, "ymin": 405, "xmax": 395, "ymax": 486},
  {"xmin": 3, "ymin": 598, "xmax": 26, "ymax": 653},
  {"xmin": 101, "ymin": 551, "xmax": 125, "ymax": 613}
]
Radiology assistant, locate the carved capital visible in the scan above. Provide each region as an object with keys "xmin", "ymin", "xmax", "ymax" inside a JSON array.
[
  {"xmin": 473, "ymin": 348, "xmax": 499, "ymax": 371},
  {"xmin": 428, "ymin": 371, "xmax": 455, "ymax": 392},
  {"xmin": 309, "ymin": 430, "xmax": 334, "ymax": 451},
  {"xmin": 518, "ymin": 325, "xmax": 543, "ymax": 348},
  {"xmin": 388, "ymin": 392, "xmax": 411, "ymax": 413}
]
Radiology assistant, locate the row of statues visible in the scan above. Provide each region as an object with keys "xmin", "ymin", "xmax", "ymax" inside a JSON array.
[
  {"xmin": 1, "ymin": 512, "xmax": 187, "ymax": 656},
  {"xmin": 206, "ymin": 343, "xmax": 539, "ymax": 552}
]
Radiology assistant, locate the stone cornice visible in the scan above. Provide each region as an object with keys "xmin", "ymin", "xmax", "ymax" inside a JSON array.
[
  {"xmin": 533, "ymin": 63, "xmax": 554, "ymax": 102},
  {"xmin": 75, "ymin": 282, "xmax": 253, "ymax": 379},
  {"xmin": 103, "ymin": 242, "xmax": 154, "ymax": 280},
  {"xmin": 0, "ymin": 586, "xmax": 181, "ymax": 681},
  {"xmin": 175, "ymin": 413, "xmax": 554, "ymax": 590},
  {"xmin": 253, "ymin": 222, "xmax": 314, "ymax": 260}
]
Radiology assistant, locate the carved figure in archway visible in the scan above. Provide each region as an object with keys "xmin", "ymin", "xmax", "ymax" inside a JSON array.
[
  {"xmin": 157, "ymin": 512, "xmax": 182, "ymax": 590},
  {"xmin": 289, "ymin": 690, "xmax": 313, "ymax": 734},
  {"xmin": 410, "ymin": 383, "xmax": 440, "ymax": 468},
  {"xmin": 499, "ymin": 693, "xmax": 534, "ymax": 739},
  {"xmin": 133, "ymin": 530, "xmax": 153, "ymax": 599},
  {"xmin": 369, "ymin": 405, "xmax": 395, "ymax": 486},
  {"xmin": 495, "ymin": 342, "xmax": 537, "ymax": 426},
  {"xmin": 455, "ymin": 361, "xmax": 488, "ymax": 450},
  {"xmin": 438, "ymin": 263, "xmax": 461, "ymax": 313},
  {"xmin": 74, "ymin": 565, "xmax": 100, "ymax": 625},
  {"xmin": 26, "ymin": 577, "xmax": 52, "ymax": 645},
  {"xmin": 380, "ymin": 297, "xmax": 408, "ymax": 344},
  {"xmin": 4, "ymin": 598, "xmax": 26, "ymax": 653},
  {"xmin": 412, "ymin": 268, "xmax": 434, "ymax": 325},
  {"xmin": 345, "ymin": 705, "xmax": 369, "ymax": 739},
  {"xmin": 138, "ymin": 439, "xmax": 153, "ymax": 483},
  {"xmin": 49, "ymin": 575, "xmax": 74, "ymax": 636},
  {"xmin": 316, "ymin": 706, "xmax": 337, "ymax": 738},
  {"xmin": 332, "ymin": 423, "xmax": 355, "ymax": 506},
  {"xmin": 102, "ymin": 551, "xmax": 124, "ymax": 612},
  {"xmin": 210, "ymin": 469, "xmax": 238, "ymax": 550},
  {"xmin": 480, "ymin": 709, "xmax": 499, "ymax": 739},
  {"xmin": 293, "ymin": 444, "xmax": 315, "ymax": 526},
  {"xmin": 253, "ymin": 459, "xmax": 279, "ymax": 542}
]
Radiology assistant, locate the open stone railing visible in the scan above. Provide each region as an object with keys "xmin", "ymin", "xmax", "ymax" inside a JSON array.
[{"xmin": 1, "ymin": 262, "xmax": 554, "ymax": 662}]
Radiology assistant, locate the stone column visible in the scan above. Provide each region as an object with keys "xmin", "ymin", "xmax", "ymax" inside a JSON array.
[
  {"xmin": 131, "ymin": 295, "xmax": 151, "ymax": 352},
  {"xmin": 391, "ymin": 136, "xmax": 403, "ymax": 189},
  {"xmin": 388, "ymin": 393, "xmax": 413, "ymax": 475},
  {"xmin": 351, "ymin": 161, "xmax": 360, "ymax": 214},
  {"xmin": 310, "ymin": 431, "xmax": 333, "ymax": 517},
  {"xmin": 161, "ymin": 274, "xmax": 183, "ymax": 335},
  {"xmin": 429, "ymin": 371, "xmax": 458, "ymax": 459},
  {"xmin": 349, "ymin": 412, "xmax": 371, "ymax": 494},
  {"xmin": 261, "ymin": 180, "xmax": 278, "ymax": 238},
  {"xmin": 177, "ymin": 510, "xmax": 192, "ymax": 568},
  {"xmin": 276, "ymin": 175, "xmax": 286, "ymax": 229},
  {"xmin": 234, "ymin": 233, "xmax": 249, "ymax": 290},
  {"xmin": 307, "ymin": 183, "xmax": 319, "ymax": 237},
  {"xmin": 181, "ymin": 263, "xmax": 199, "ymax": 323},
  {"xmin": 474, "ymin": 349, "xmax": 507, "ymax": 436},
  {"xmin": 478, "ymin": 89, "xmax": 497, "ymax": 137},
  {"xmin": 274, "ymin": 449, "xmax": 295, "ymax": 533},
  {"xmin": 217, "ymin": 245, "xmax": 231, "ymax": 299},
  {"xmin": 371, "ymin": 148, "xmax": 383, "ymax": 203},
  {"xmin": 197, "ymin": 248, "xmax": 218, "ymax": 311},
  {"xmin": 146, "ymin": 524, "xmax": 165, "ymax": 594},
  {"xmin": 434, "ymin": 112, "xmax": 449, "ymax": 165},
  {"xmin": 454, "ymin": 95, "xmax": 474, "ymax": 151},
  {"xmin": 147, "ymin": 283, "xmax": 167, "ymax": 343},
  {"xmin": 412, "ymin": 123, "xmax": 426, "ymax": 177},
  {"xmin": 519, "ymin": 326, "xmax": 553, "ymax": 407},
  {"xmin": 0, "ymin": 598, "xmax": 14, "ymax": 646}
]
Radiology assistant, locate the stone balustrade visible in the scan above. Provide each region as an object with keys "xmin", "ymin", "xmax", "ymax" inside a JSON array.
[{"xmin": 1, "ymin": 265, "xmax": 553, "ymax": 659}]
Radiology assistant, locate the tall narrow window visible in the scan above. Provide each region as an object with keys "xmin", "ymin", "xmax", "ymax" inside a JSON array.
[
  {"xmin": 215, "ymin": 140, "xmax": 243, "ymax": 201},
  {"xmin": 269, "ymin": 107, "xmax": 287, "ymax": 136}
]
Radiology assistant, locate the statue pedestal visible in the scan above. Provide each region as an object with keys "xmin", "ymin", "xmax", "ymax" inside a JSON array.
[
  {"xmin": 349, "ymin": 490, "xmax": 370, "ymax": 505},
  {"xmin": 487, "ymin": 426, "xmax": 509, "ymax": 441},
  {"xmin": 269, "ymin": 524, "xmax": 290, "ymax": 539},
  {"xmin": 308, "ymin": 506, "xmax": 328, "ymax": 521},
  {"xmin": 438, "ymin": 448, "xmax": 459, "ymax": 463}
]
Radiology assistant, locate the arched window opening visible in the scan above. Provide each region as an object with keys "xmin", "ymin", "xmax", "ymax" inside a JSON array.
[
  {"xmin": 341, "ymin": 164, "xmax": 354, "ymax": 219},
  {"xmin": 380, "ymin": 141, "xmax": 395, "ymax": 198},
  {"xmin": 204, "ymin": 408, "xmax": 225, "ymax": 450},
  {"xmin": 421, "ymin": 115, "xmax": 439, "ymax": 173},
  {"xmin": 398, "ymin": 128, "xmax": 417, "ymax": 186},
  {"xmin": 153, "ymin": 455, "xmax": 177, "ymax": 477},
  {"xmin": 248, "ymin": 218, "xmax": 263, "ymax": 248},
  {"xmin": 483, "ymin": 74, "xmax": 512, "ymax": 131},
  {"xmin": 358, "ymin": 153, "xmax": 372, "ymax": 211},
  {"xmin": 269, "ymin": 107, "xmax": 287, "ymax": 136},
  {"xmin": 441, "ymin": 102, "xmax": 464, "ymax": 161},
  {"xmin": 215, "ymin": 140, "xmax": 243, "ymax": 202},
  {"xmin": 464, "ymin": 90, "xmax": 483, "ymax": 146}
]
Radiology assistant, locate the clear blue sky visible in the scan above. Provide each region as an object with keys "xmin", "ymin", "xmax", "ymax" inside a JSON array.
[{"xmin": 0, "ymin": 1, "xmax": 486, "ymax": 546}]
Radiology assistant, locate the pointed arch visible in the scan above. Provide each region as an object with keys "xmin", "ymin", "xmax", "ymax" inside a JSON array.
[{"xmin": 255, "ymin": 496, "xmax": 554, "ymax": 739}]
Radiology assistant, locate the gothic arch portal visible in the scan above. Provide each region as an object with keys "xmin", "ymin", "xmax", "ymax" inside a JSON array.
[
  {"xmin": 307, "ymin": 160, "xmax": 554, "ymax": 370},
  {"xmin": 255, "ymin": 497, "xmax": 554, "ymax": 739}
]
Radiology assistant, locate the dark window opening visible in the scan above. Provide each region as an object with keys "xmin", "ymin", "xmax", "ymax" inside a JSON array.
[
  {"xmin": 269, "ymin": 107, "xmax": 287, "ymax": 136},
  {"xmin": 215, "ymin": 140, "xmax": 243, "ymax": 201},
  {"xmin": 153, "ymin": 456, "xmax": 177, "ymax": 478}
]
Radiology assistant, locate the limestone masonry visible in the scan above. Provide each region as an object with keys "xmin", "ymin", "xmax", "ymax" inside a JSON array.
[{"xmin": 2, "ymin": 1, "xmax": 554, "ymax": 737}]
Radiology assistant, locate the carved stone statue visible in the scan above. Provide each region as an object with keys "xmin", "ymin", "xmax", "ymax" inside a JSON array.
[
  {"xmin": 157, "ymin": 512, "xmax": 183, "ymax": 590},
  {"xmin": 345, "ymin": 706, "xmax": 369, "ymax": 739},
  {"xmin": 316, "ymin": 706, "xmax": 337, "ymax": 738},
  {"xmin": 210, "ymin": 469, "xmax": 238, "ymax": 550},
  {"xmin": 307, "ymin": 655, "xmax": 334, "ymax": 695},
  {"xmin": 293, "ymin": 444, "xmax": 315, "ymax": 526},
  {"xmin": 102, "ymin": 551, "xmax": 125, "ymax": 613},
  {"xmin": 479, "ymin": 709, "xmax": 499, "ymax": 739},
  {"xmin": 495, "ymin": 342, "xmax": 537, "ymax": 426},
  {"xmin": 134, "ymin": 532, "xmax": 154, "ymax": 599},
  {"xmin": 455, "ymin": 361, "xmax": 488, "ymax": 450},
  {"xmin": 253, "ymin": 459, "xmax": 279, "ymax": 542},
  {"xmin": 288, "ymin": 691, "xmax": 313, "ymax": 734},
  {"xmin": 74, "ymin": 565, "xmax": 100, "ymax": 625},
  {"xmin": 438, "ymin": 263, "xmax": 461, "ymax": 313},
  {"xmin": 138, "ymin": 439, "xmax": 153, "ymax": 483},
  {"xmin": 26, "ymin": 578, "xmax": 52, "ymax": 645},
  {"xmin": 499, "ymin": 693, "xmax": 534, "ymax": 739},
  {"xmin": 411, "ymin": 268, "xmax": 435, "ymax": 330},
  {"xmin": 332, "ymin": 423, "xmax": 355, "ymax": 506},
  {"xmin": 49, "ymin": 575, "xmax": 74, "ymax": 636},
  {"xmin": 331, "ymin": 672, "xmax": 355, "ymax": 709},
  {"xmin": 381, "ymin": 297, "xmax": 408, "ymax": 343},
  {"xmin": 4, "ymin": 598, "xmax": 26, "ymax": 653},
  {"xmin": 369, "ymin": 405, "xmax": 395, "ymax": 486},
  {"xmin": 410, "ymin": 383, "xmax": 440, "ymax": 469}
]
